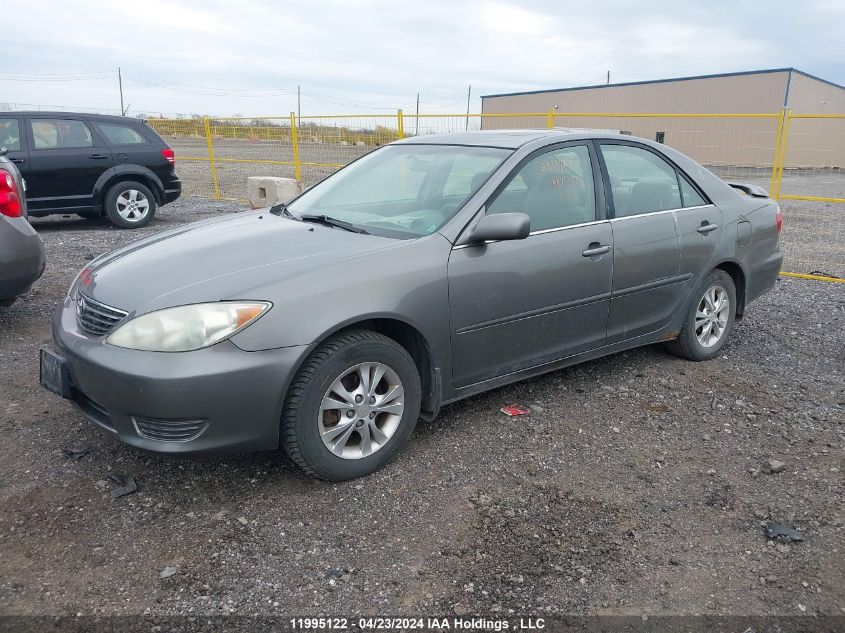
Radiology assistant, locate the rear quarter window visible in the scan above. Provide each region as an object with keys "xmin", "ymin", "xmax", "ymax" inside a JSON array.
[{"xmin": 96, "ymin": 123, "xmax": 149, "ymax": 145}]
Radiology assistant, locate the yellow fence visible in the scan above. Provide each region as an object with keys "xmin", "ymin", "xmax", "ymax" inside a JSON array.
[{"xmin": 147, "ymin": 110, "xmax": 845, "ymax": 281}]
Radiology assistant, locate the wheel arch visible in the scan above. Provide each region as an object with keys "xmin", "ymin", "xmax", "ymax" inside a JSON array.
[
  {"xmin": 712, "ymin": 259, "xmax": 747, "ymax": 317},
  {"xmin": 291, "ymin": 316, "xmax": 441, "ymax": 420},
  {"xmin": 95, "ymin": 167, "xmax": 165, "ymax": 211}
]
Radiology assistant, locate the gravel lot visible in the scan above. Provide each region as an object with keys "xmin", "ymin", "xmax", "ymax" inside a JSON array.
[{"xmin": 1, "ymin": 197, "xmax": 843, "ymax": 625}]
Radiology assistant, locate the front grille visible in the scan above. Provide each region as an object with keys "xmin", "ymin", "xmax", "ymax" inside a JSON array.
[
  {"xmin": 76, "ymin": 292, "xmax": 128, "ymax": 336},
  {"xmin": 132, "ymin": 416, "xmax": 209, "ymax": 442}
]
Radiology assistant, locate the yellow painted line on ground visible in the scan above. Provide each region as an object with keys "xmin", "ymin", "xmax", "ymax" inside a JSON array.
[
  {"xmin": 779, "ymin": 195, "xmax": 845, "ymax": 203},
  {"xmin": 780, "ymin": 272, "xmax": 845, "ymax": 283}
]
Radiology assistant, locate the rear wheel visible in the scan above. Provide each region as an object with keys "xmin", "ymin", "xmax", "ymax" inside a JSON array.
[
  {"xmin": 281, "ymin": 330, "xmax": 421, "ymax": 480},
  {"xmin": 104, "ymin": 181, "xmax": 156, "ymax": 228},
  {"xmin": 665, "ymin": 269, "xmax": 736, "ymax": 361}
]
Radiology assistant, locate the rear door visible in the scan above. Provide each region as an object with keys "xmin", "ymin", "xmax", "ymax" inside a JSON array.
[
  {"xmin": 448, "ymin": 142, "xmax": 613, "ymax": 387},
  {"xmin": 25, "ymin": 116, "xmax": 113, "ymax": 212},
  {"xmin": 673, "ymin": 172, "xmax": 723, "ymax": 284},
  {"xmin": 598, "ymin": 142, "xmax": 684, "ymax": 343},
  {"xmin": 93, "ymin": 119, "xmax": 162, "ymax": 172},
  {"xmin": 0, "ymin": 116, "xmax": 29, "ymax": 180}
]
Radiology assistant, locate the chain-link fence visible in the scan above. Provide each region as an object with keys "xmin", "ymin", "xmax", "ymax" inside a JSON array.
[{"xmin": 147, "ymin": 109, "xmax": 845, "ymax": 281}]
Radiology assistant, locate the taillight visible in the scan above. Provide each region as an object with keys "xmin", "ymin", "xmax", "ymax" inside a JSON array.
[
  {"xmin": 776, "ymin": 207, "xmax": 783, "ymax": 235},
  {"xmin": 161, "ymin": 147, "xmax": 175, "ymax": 165},
  {"xmin": 0, "ymin": 168, "xmax": 22, "ymax": 218}
]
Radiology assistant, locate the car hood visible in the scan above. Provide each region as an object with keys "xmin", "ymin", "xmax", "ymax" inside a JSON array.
[{"xmin": 77, "ymin": 211, "xmax": 403, "ymax": 313}]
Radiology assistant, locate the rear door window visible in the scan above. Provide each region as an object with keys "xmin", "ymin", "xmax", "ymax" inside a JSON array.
[
  {"xmin": 30, "ymin": 119, "xmax": 93, "ymax": 150},
  {"xmin": 0, "ymin": 119, "xmax": 22, "ymax": 151},
  {"xmin": 96, "ymin": 123, "xmax": 149, "ymax": 146},
  {"xmin": 600, "ymin": 144, "xmax": 682, "ymax": 217}
]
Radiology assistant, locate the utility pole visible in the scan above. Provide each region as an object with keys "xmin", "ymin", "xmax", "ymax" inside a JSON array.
[
  {"xmin": 118, "ymin": 67, "xmax": 125, "ymax": 115},
  {"xmin": 465, "ymin": 84, "xmax": 471, "ymax": 131},
  {"xmin": 607, "ymin": 70, "xmax": 610, "ymax": 85},
  {"xmin": 415, "ymin": 92, "xmax": 420, "ymax": 136},
  {"xmin": 297, "ymin": 84, "xmax": 301, "ymax": 124}
]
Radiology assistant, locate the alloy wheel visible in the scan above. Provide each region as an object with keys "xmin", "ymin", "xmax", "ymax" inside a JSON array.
[
  {"xmin": 695, "ymin": 285, "xmax": 730, "ymax": 348},
  {"xmin": 318, "ymin": 362, "xmax": 405, "ymax": 459},
  {"xmin": 116, "ymin": 189, "xmax": 150, "ymax": 222}
]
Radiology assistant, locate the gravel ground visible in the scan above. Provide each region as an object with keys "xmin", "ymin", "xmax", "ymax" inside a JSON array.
[{"xmin": 1, "ymin": 198, "xmax": 844, "ymax": 624}]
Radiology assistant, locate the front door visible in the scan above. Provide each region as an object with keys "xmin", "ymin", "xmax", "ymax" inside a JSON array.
[
  {"xmin": 25, "ymin": 116, "xmax": 113, "ymax": 212},
  {"xmin": 448, "ymin": 143, "xmax": 613, "ymax": 388}
]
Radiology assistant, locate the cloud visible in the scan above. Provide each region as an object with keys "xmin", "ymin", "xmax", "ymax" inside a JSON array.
[{"xmin": 2, "ymin": 0, "xmax": 843, "ymax": 116}]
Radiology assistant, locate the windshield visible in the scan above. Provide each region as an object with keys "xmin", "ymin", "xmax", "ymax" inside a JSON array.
[{"xmin": 288, "ymin": 144, "xmax": 511, "ymax": 238}]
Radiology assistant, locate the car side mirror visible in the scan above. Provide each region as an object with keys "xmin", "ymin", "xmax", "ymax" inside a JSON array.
[
  {"xmin": 469, "ymin": 212, "xmax": 531, "ymax": 243},
  {"xmin": 0, "ymin": 147, "xmax": 7, "ymax": 157}
]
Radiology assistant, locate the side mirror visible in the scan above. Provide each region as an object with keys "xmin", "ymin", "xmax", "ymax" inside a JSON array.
[
  {"xmin": 469, "ymin": 212, "xmax": 531, "ymax": 243},
  {"xmin": 0, "ymin": 147, "xmax": 7, "ymax": 158}
]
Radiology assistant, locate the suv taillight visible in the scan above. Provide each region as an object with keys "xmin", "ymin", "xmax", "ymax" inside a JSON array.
[
  {"xmin": 161, "ymin": 147, "xmax": 175, "ymax": 165},
  {"xmin": 0, "ymin": 169, "xmax": 22, "ymax": 218},
  {"xmin": 776, "ymin": 207, "xmax": 783, "ymax": 235}
]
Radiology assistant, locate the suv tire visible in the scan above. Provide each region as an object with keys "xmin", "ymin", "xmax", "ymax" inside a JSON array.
[
  {"xmin": 282, "ymin": 330, "xmax": 422, "ymax": 481},
  {"xmin": 104, "ymin": 181, "xmax": 157, "ymax": 229}
]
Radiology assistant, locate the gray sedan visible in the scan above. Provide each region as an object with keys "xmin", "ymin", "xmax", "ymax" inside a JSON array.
[
  {"xmin": 41, "ymin": 130, "xmax": 783, "ymax": 480},
  {"xmin": 1, "ymin": 151, "xmax": 45, "ymax": 306}
]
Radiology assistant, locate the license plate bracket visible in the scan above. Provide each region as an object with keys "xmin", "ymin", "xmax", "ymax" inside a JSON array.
[{"xmin": 40, "ymin": 348, "xmax": 72, "ymax": 398}]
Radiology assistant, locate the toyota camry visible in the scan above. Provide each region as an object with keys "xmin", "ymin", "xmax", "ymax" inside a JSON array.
[{"xmin": 41, "ymin": 129, "xmax": 783, "ymax": 480}]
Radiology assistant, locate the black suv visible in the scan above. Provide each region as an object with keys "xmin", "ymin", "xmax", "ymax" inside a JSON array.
[{"xmin": 0, "ymin": 112, "xmax": 181, "ymax": 228}]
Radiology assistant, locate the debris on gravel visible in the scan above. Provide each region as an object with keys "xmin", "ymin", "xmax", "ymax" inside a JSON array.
[
  {"xmin": 108, "ymin": 474, "xmax": 138, "ymax": 499},
  {"xmin": 159, "ymin": 566, "xmax": 178, "ymax": 579},
  {"xmin": 765, "ymin": 458, "xmax": 787, "ymax": 474},
  {"xmin": 765, "ymin": 522, "xmax": 805, "ymax": 543}
]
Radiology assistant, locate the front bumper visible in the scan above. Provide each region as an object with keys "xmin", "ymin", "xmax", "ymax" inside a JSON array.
[
  {"xmin": 0, "ymin": 216, "xmax": 45, "ymax": 302},
  {"xmin": 50, "ymin": 295, "xmax": 307, "ymax": 454}
]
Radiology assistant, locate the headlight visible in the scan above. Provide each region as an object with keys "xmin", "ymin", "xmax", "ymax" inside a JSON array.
[{"xmin": 106, "ymin": 301, "xmax": 271, "ymax": 352}]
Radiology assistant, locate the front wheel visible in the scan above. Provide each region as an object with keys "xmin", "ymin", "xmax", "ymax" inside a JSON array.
[
  {"xmin": 281, "ymin": 330, "xmax": 422, "ymax": 480},
  {"xmin": 104, "ymin": 181, "xmax": 157, "ymax": 228},
  {"xmin": 665, "ymin": 269, "xmax": 736, "ymax": 361}
]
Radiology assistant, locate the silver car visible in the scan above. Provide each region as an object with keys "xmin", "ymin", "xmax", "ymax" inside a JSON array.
[
  {"xmin": 41, "ymin": 130, "xmax": 783, "ymax": 480},
  {"xmin": 0, "ymin": 151, "xmax": 45, "ymax": 306}
]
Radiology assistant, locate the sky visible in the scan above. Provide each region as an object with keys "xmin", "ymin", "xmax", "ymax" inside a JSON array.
[{"xmin": 2, "ymin": 0, "xmax": 844, "ymax": 118}]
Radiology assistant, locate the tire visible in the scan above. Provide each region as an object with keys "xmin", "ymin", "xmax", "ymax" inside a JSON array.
[
  {"xmin": 282, "ymin": 330, "xmax": 422, "ymax": 481},
  {"xmin": 104, "ymin": 181, "xmax": 157, "ymax": 228},
  {"xmin": 665, "ymin": 269, "xmax": 737, "ymax": 361}
]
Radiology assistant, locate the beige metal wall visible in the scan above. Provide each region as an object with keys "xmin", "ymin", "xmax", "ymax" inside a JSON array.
[
  {"xmin": 482, "ymin": 72, "xmax": 789, "ymax": 167},
  {"xmin": 783, "ymin": 73, "xmax": 845, "ymax": 168}
]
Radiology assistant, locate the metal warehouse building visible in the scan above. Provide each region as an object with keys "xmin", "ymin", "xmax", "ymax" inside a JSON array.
[{"xmin": 481, "ymin": 68, "xmax": 845, "ymax": 168}]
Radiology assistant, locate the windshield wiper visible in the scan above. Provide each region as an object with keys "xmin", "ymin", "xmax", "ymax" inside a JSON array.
[
  {"xmin": 300, "ymin": 214, "xmax": 370, "ymax": 234},
  {"xmin": 269, "ymin": 202, "xmax": 297, "ymax": 219}
]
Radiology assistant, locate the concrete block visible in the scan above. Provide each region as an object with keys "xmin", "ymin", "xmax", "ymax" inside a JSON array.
[{"xmin": 247, "ymin": 176, "xmax": 301, "ymax": 209}]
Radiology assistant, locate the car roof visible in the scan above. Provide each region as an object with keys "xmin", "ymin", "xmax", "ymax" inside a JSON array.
[
  {"xmin": 0, "ymin": 111, "xmax": 143, "ymax": 123},
  {"xmin": 394, "ymin": 128, "xmax": 636, "ymax": 149}
]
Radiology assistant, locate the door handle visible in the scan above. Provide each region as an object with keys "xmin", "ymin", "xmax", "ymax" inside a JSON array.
[
  {"xmin": 582, "ymin": 244, "xmax": 611, "ymax": 257},
  {"xmin": 10, "ymin": 157, "xmax": 25, "ymax": 164},
  {"xmin": 88, "ymin": 154, "xmax": 109, "ymax": 160},
  {"xmin": 697, "ymin": 222, "xmax": 719, "ymax": 234}
]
